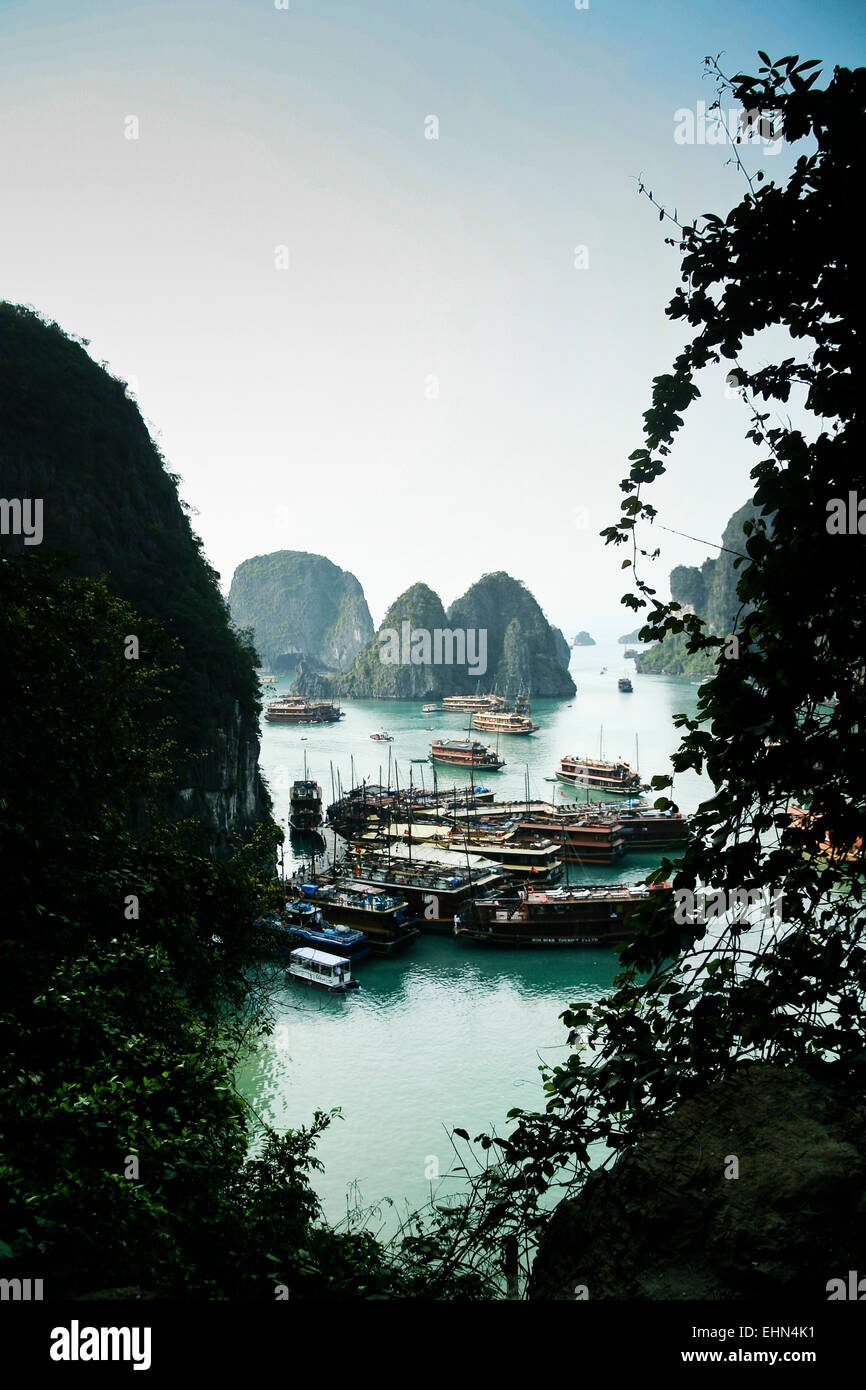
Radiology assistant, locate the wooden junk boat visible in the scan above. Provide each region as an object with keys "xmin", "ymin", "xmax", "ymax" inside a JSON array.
[
  {"xmin": 442, "ymin": 694, "xmax": 510, "ymax": 713},
  {"xmin": 556, "ymin": 754, "xmax": 646, "ymax": 796},
  {"xmin": 265, "ymin": 696, "xmax": 344, "ymax": 725},
  {"xmin": 287, "ymin": 947, "xmax": 359, "ymax": 992},
  {"xmin": 454, "ymin": 881, "xmax": 671, "ymax": 947},
  {"xmin": 289, "ymin": 777, "xmax": 323, "ymax": 831},
  {"xmin": 430, "ymin": 739, "xmax": 505, "ymax": 770},
  {"xmin": 471, "ymin": 709, "xmax": 537, "ymax": 735},
  {"xmin": 513, "ymin": 805, "xmax": 689, "ymax": 863},
  {"xmin": 293, "ymin": 881, "xmax": 420, "ymax": 954},
  {"xmin": 345, "ymin": 855, "xmax": 505, "ymax": 927},
  {"xmin": 618, "ymin": 676, "xmax": 633, "ymax": 693}
]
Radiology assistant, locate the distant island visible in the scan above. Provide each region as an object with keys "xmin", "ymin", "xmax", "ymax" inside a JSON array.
[
  {"xmin": 291, "ymin": 571, "xmax": 576, "ymax": 700},
  {"xmin": 618, "ymin": 628, "xmax": 643, "ymax": 644},
  {"xmin": 572, "ymin": 631, "xmax": 596, "ymax": 647},
  {"xmin": 228, "ymin": 551, "xmax": 373, "ymax": 675}
]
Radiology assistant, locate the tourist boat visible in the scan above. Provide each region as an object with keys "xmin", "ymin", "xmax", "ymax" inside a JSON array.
[
  {"xmin": 471, "ymin": 710, "xmax": 537, "ymax": 735},
  {"xmin": 428, "ymin": 829, "xmax": 562, "ymax": 883},
  {"xmin": 370, "ymin": 730, "xmax": 393, "ymax": 741},
  {"xmin": 618, "ymin": 676, "xmax": 633, "ymax": 692},
  {"xmin": 514, "ymin": 692, "xmax": 532, "ymax": 715},
  {"xmin": 515, "ymin": 816, "xmax": 627, "ymax": 865},
  {"xmin": 430, "ymin": 739, "xmax": 505, "ymax": 770},
  {"xmin": 326, "ymin": 782, "xmax": 495, "ymax": 839},
  {"xmin": 422, "ymin": 703, "xmax": 441, "ymax": 713},
  {"xmin": 441, "ymin": 694, "xmax": 509, "ymax": 713},
  {"xmin": 293, "ymin": 881, "xmax": 420, "ymax": 954},
  {"xmin": 556, "ymin": 754, "xmax": 646, "ymax": 796},
  {"xmin": 287, "ymin": 947, "xmax": 359, "ymax": 992},
  {"xmin": 514, "ymin": 805, "xmax": 688, "ymax": 863},
  {"xmin": 265, "ymin": 696, "xmax": 344, "ymax": 725},
  {"xmin": 454, "ymin": 881, "xmax": 671, "ymax": 947},
  {"xmin": 344, "ymin": 854, "xmax": 505, "ymax": 927},
  {"xmin": 289, "ymin": 777, "xmax": 323, "ymax": 831}
]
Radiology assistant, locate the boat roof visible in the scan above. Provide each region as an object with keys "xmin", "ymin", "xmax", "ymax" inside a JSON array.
[{"xmin": 290, "ymin": 946, "xmax": 351, "ymax": 966}]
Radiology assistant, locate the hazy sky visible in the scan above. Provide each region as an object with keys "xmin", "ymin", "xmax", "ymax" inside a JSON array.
[{"xmin": 2, "ymin": 0, "xmax": 863, "ymax": 637}]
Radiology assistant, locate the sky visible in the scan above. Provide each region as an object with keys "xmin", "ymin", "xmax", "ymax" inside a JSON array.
[{"xmin": 1, "ymin": 0, "xmax": 863, "ymax": 638}]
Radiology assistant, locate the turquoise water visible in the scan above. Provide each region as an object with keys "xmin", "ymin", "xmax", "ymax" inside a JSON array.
[{"xmin": 234, "ymin": 640, "xmax": 712, "ymax": 1226}]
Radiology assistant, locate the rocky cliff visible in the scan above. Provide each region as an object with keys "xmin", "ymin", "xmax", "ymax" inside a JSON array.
[
  {"xmin": 635, "ymin": 500, "xmax": 759, "ymax": 676},
  {"xmin": 446, "ymin": 573, "xmax": 576, "ymax": 698},
  {"xmin": 228, "ymin": 551, "xmax": 373, "ymax": 673},
  {"xmin": 297, "ymin": 571, "xmax": 576, "ymax": 700},
  {"xmin": 529, "ymin": 1063, "xmax": 866, "ymax": 1300},
  {"xmin": 0, "ymin": 303, "xmax": 270, "ymax": 852},
  {"xmin": 301, "ymin": 583, "xmax": 450, "ymax": 699}
]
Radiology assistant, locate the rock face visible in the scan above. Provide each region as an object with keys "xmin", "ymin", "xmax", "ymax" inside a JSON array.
[
  {"xmin": 294, "ymin": 571, "xmax": 575, "ymax": 700},
  {"xmin": 0, "ymin": 303, "xmax": 270, "ymax": 853},
  {"xmin": 446, "ymin": 573, "xmax": 576, "ymax": 698},
  {"xmin": 301, "ymin": 583, "xmax": 450, "ymax": 700},
  {"xmin": 635, "ymin": 500, "xmax": 759, "ymax": 676},
  {"xmin": 228, "ymin": 551, "xmax": 373, "ymax": 673},
  {"xmin": 552, "ymin": 628, "xmax": 572, "ymax": 666},
  {"xmin": 618, "ymin": 628, "xmax": 643, "ymax": 644},
  {"xmin": 530, "ymin": 1063, "xmax": 866, "ymax": 1300},
  {"xmin": 572, "ymin": 631, "xmax": 596, "ymax": 647}
]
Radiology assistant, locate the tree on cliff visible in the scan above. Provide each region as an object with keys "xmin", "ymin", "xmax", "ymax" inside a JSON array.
[{"xmin": 407, "ymin": 53, "xmax": 866, "ymax": 1289}]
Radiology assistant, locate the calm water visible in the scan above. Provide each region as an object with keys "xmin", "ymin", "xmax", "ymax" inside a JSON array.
[{"xmin": 234, "ymin": 640, "xmax": 712, "ymax": 1227}]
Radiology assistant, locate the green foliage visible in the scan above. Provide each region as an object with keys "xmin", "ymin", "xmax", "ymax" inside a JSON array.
[
  {"xmin": 0, "ymin": 554, "xmax": 396, "ymax": 1298},
  {"xmin": 399, "ymin": 53, "xmax": 866, "ymax": 1284},
  {"xmin": 0, "ymin": 303, "xmax": 268, "ymax": 837}
]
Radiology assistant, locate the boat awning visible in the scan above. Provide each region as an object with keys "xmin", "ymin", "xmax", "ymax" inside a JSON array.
[{"xmin": 290, "ymin": 947, "xmax": 350, "ymax": 966}]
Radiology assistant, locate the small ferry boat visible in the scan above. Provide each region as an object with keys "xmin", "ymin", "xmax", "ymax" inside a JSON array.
[
  {"xmin": 370, "ymin": 730, "xmax": 393, "ymax": 742},
  {"xmin": 442, "ymin": 694, "xmax": 509, "ymax": 713},
  {"xmin": 265, "ymin": 696, "xmax": 344, "ymax": 725},
  {"xmin": 557, "ymin": 754, "xmax": 645, "ymax": 796},
  {"xmin": 290, "ymin": 777, "xmax": 323, "ymax": 831},
  {"xmin": 422, "ymin": 703, "xmax": 441, "ymax": 713},
  {"xmin": 471, "ymin": 710, "xmax": 537, "ymax": 735},
  {"xmin": 455, "ymin": 881, "xmax": 671, "ymax": 947},
  {"xmin": 430, "ymin": 739, "xmax": 505, "ymax": 770},
  {"xmin": 287, "ymin": 947, "xmax": 359, "ymax": 992},
  {"xmin": 618, "ymin": 676, "xmax": 633, "ymax": 693}
]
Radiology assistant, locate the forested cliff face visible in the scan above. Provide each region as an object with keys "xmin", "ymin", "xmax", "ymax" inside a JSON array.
[
  {"xmin": 228, "ymin": 551, "xmax": 374, "ymax": 673},
  {"xmin": 295, "ymin": 571, "xmax": 576, "ymax": 699},
  {"xmin": 636, "ymin": 500, "xmax": 759, "ymax": 676},
  {"xmin": 0, "ymin": 303, "xmax": 270, "ymax": 852}
]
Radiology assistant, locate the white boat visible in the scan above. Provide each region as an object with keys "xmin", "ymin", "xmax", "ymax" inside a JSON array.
[
  {"xmin": 370, "ymin": 730, "xmax": 393, "ymax": 741},
  {"xmin": 287, "ymin": 947, "xmax": 358, "ymax": 992}
]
